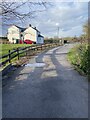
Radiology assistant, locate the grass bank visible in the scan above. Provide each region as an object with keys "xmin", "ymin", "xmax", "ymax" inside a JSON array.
[
  {"xmin": 68, "ymin": 43, "xmax": 90, "ymax": 76},
  {"xmin": 0, "ymin": 44, "xmax": 32, "ymax": 71},
  {"xmin": 0, "ymin": 44, "xmax": 31, "ymax": 56}
]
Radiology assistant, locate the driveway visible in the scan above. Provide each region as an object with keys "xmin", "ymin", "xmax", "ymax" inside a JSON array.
[{"xmin": 2, "ymin": 43, "xmax": 88, "ymax": 118}]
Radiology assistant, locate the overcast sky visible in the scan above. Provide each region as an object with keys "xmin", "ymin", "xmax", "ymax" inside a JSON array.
[{"xmin": 1, "ymin": 0, "xmax": 89, "ymax": 38}]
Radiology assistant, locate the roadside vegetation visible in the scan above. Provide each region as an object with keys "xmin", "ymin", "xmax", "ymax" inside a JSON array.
[
  {"xmin": 68, "ymin": 21, "xmax": 90, "ymax": 76},
  {"xmin": 68, "ymin": 43, "xmax": 89, "ymax": 75}
]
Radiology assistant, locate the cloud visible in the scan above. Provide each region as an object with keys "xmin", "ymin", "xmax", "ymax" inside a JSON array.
[
  {"xmin": 1, "ymin": 1, "xmax": 88, "ymax": 37},
  {"xmin": 30, "ymin": 1, "xmax": 88, "ymax": 37}
]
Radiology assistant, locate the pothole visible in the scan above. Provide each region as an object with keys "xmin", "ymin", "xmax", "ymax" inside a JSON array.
[{"xmin": 25, "ymin": 63, "xmax": 46, "ymax": 67}]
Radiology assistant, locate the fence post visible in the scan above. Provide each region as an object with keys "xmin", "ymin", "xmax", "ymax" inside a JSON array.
[
  {"xmin": 17, "ymin": 48, "xmax": 19, "ymax": 60},
  {"xmin": 30, "ymin": 46, "xmax": 32, "ymax": 55},
  {"xmin": 45, "ymin": 44, "xmax": 47, "ymax": 49},
  {"xmin": 41, "ymin": 44, "xmax": 42, "ymax": 50},
  {"xmin": 26, "ymin": 47, "xmax": 28, "ymax": 56},
  {"xmin": 34, "ymin": 46, "xmax": 36, "ymax": 51},
  {"xmin": 36, "ymin": 45, "xmax": 38, "ymax": 51},
  {"xmin": 8, "ymin": 50, "xmax": 11, "ymax": 63},
  {"xmin": 44, "ymin": 44, "xmax": 46, "ymax": 49}
]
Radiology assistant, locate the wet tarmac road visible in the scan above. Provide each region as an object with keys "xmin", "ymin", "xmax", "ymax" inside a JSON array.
[{"xmin": 2, "ymin": 44, "xmax": 88, "ymax": 118}]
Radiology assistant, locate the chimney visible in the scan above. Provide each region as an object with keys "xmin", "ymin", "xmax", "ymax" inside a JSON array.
[
  {"xmin": 29, "ymin": 24, "xmax": 31, "ymax": 27},
  {"xmin": 34, "ymin": 27, "xmax": 36, "ymax": 30}
]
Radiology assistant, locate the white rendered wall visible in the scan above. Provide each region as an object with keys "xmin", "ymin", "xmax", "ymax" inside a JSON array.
[
  {"xmin": 7, "ymin": 25, "xmax": 20, "ymax": 43},
  {"xmin": 24, "ymin": 27, "xmax": 37, "ymax": 42}
]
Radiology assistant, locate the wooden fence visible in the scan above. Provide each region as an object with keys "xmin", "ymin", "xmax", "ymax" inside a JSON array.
[{"xmin": 0, "ymin": 43, "xmax": 61, "ymax": 67}]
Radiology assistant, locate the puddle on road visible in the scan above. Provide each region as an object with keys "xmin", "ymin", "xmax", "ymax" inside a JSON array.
[{"xmin": 25, "ymin": 63, "xmax": 46, "ymax": 67}]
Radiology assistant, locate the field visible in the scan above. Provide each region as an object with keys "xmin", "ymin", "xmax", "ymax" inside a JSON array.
[
  {"xmin": 0, "ymin": 44, "xmax": 31, "ymax": 56},
  {"xmin": 0, "ymin": 44, "xmax": 32, "ymax": 71}
]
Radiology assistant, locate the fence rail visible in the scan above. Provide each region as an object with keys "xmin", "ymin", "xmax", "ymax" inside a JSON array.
[{"xmin": 0, "ymin": 43, "xmax": 61, "ymax": 67}]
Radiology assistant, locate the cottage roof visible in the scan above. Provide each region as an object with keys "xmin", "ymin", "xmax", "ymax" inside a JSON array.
[
  {"xmin": 15, "ymin": 25, "xmax": 27, "ymax": 32},
  {"xmin": 13, "ymin": 24, "xmax": 40, "ymax": 33},
  {"xmin": 38, "ymin": 34, "xmax": 44, "ymax": 38},
  {"xmin": 35, "ymin": 28, "xmax": 40, "ymax": 32},
  {"xmin": 0, "ymin": 37, "xmax": 7, "ymax": 40}
]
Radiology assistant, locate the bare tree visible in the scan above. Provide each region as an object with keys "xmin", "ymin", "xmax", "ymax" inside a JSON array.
[{"xmin": 0, "ymin": 0, "xmax": 51, "ymax": 25}]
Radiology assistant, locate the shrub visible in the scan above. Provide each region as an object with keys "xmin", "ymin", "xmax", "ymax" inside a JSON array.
[{"xmin": 68, "ymin": 44, "xmax": 89, "ymax": 75}]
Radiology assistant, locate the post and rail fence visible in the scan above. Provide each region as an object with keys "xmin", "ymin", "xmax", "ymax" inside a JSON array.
[{"xmin": 0, "ymin": 43, "xmax": 62, "ymax": 67}]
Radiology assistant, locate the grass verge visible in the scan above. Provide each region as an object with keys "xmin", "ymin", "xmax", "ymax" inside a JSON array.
[
  {"xmin": 0, "ymin": 44, "xmax": 31, "ymax": 56},
  {"xmin": 67, "ymin": 43, "xmax": 90, "ymax": 77}
]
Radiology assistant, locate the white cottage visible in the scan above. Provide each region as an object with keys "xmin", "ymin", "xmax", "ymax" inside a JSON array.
[
  {"xmin": 7, "ymin": 24, "xmax": 44, "ymax": 44},
  {"xmin": 7, "ymin": 25, "xmax": 20, "ymax": 43},
  {"xmin": 24, "ymin": 25, "xmax": 37, "ymax": 43}
]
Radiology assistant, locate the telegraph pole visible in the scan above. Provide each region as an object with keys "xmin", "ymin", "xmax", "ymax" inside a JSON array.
[
  {"xmin": 56, "ymin": 23, "xmax": 59, "ymax": 38},
  {"xmin": 56, "ymin": 23, "xmax": 60, "ymax": 43},
  {"xmin": 57, "ymin": 26, "xmax": 59, "ymax": 38}
]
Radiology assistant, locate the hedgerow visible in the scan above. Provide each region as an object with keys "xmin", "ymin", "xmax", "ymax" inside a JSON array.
[{"xmin": 68, "ymin": 44, "xmax": 90, "ymax": 75}]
